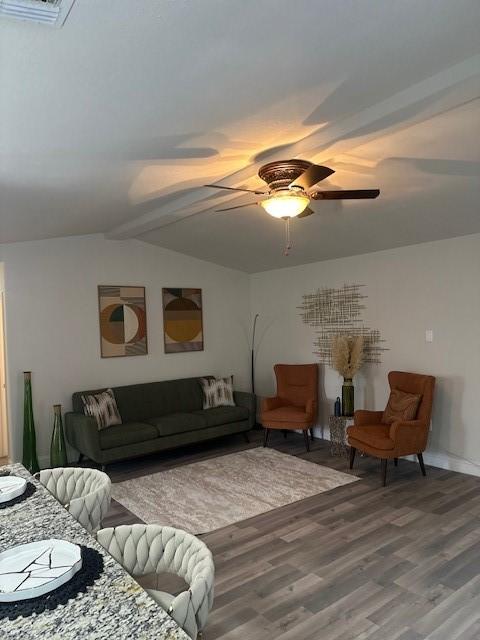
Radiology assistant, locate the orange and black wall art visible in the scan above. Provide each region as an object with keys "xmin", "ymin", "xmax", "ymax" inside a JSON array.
[
  {"xmin": 98, "ymin": 285, "xmax": 147, "ymax": 357},
  {"xmin": 162, "ymin": 288, "xmax": 203, "ymax": 353}
]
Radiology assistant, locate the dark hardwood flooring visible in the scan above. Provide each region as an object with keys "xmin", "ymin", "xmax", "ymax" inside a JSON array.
[{"xmin": 102, "ymin": 431, "xmax": 480, "ymax": 640}]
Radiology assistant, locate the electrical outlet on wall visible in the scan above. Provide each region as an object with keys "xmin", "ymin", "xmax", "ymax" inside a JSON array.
[{"xmin": 425, "ymin": 329, "xmax": 433, "ymax": 343}]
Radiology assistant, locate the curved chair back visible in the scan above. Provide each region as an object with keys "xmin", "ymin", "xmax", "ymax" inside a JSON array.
[
  {"xmin": 274, "ymin": 363, "xmax": 318, "ymax": 408},
  {"xmin": 97, "ymin": 523, "xmax": 214, "ymax": 639},
  {"xmin": 37, "ymin": 467, "xmax": 111, "ymax": 533}
]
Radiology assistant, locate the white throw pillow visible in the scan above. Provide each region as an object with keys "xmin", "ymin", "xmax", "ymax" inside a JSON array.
[
  {"xmin": 200, "ymin": 377, "xmax": 235, "ymax": 409},
  {"xmin": 81, "ymin": 388, "xmax": 122, "ymax": 430}
]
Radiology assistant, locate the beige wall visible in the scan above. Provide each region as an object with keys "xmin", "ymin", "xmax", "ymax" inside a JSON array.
[
  {"xmin": 0, "ymin": 235, "xmax": 251, "ymax": 466},
  {"xmin": 251, "ymin": 233, "xmax": 480, "ymax": 475}
]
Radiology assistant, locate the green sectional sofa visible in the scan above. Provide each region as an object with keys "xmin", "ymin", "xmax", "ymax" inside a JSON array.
[{"xmin": 65, "ymin": 376, "xmax": 255, "ymax": 468}]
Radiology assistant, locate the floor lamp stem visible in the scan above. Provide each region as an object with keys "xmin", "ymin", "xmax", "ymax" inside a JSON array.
[{"xmin": 251, "ymin": 314, "xmax": 259, "ymax": 395}]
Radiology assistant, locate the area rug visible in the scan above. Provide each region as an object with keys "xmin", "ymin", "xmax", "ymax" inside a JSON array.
[{"xmin": 111, "ymin": 447, "xmax": 359, "ymax": 534}]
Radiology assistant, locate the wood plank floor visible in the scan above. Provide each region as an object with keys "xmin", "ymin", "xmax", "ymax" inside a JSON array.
[{"xmin": 103, "ymin": 431, "xmax": 480, "ymax": 640}]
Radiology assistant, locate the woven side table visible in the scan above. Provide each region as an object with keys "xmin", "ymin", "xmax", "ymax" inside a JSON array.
[{"xmin": 328, "ymin": 416, "xmax": 352, "ymax": 457}]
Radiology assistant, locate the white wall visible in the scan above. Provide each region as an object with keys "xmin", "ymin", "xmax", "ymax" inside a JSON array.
[
  {"xmin": 251, "ymin": 233, "xmax": 480, "ymax": 476},
  {"xmin": 0, "ymin": 235, "xmax": 251, "ymax": 465},
  {"xmin": 0, "ymin": 264, "xmax": 8, "ymax": 458},
  {"xmin": 2, "ymin": 232, "xmax": 480, "ymax": 476}
]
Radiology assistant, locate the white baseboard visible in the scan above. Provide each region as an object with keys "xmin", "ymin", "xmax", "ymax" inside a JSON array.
[
  {"xmin": 38, "ymin": 453, "xmax": 76, "ymax": 470},
  {"xmin": 404, "ymin": 451, "xmax": 480, "ymax": 477},
  {"xmin": 311, "ymin": 426, "xmax": 480, "ymax": 478},
  {"xmin": 33, "ymin": 433, "xmax": 480, "ymax": 479},
  {"xmin": 38, "ymin": 442, "xmax": 78, "ymax": 469}
]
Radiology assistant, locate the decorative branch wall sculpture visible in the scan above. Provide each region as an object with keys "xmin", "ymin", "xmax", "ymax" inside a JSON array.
[{"xmin": 298, "ymin": 284, "xmax": 387, "ymax": 364}]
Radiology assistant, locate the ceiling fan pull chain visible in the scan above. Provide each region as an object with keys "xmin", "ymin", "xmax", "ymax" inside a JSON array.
[{"xmin": 283, "ymin": 217, "xmax": 292, "ymax": 256}]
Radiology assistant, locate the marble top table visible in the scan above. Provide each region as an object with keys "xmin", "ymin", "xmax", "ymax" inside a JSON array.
[
  {"xmin": 0, "ymin": 463, "xmax": 188, "ymax": 640},
  {"xmin": 328, "ymin": 415, "xmax": 352, "ymax": 457}
]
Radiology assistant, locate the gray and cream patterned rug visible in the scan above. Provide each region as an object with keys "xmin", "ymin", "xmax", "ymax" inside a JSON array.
[{"xmin": 112, "ymin": 447, "xmax": 359, "ymax": 534}]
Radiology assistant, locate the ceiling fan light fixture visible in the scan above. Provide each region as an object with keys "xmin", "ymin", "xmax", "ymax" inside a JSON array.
[{"xmin": 260, "ymin": 192, "xmax": 310, "ymax": 218}]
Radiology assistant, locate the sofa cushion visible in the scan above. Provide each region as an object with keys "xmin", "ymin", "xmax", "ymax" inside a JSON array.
[
  {"xmin": 72, "ymin": 376, "xmax": 207, "ymax": 423},
  {"xmin": 347, "ymin": 424, "xmax": 395, "ymax": 450},
  {"xmin": 193, "ymin": 406, "xmax": 249, "ymax": 428},
  {"xmin": 99, "ymin": 422, "xmax": 159, "ymax": 450},
  {"xmin": 147, "ymin": 412, "xmax": 207, "ymax": 437}
]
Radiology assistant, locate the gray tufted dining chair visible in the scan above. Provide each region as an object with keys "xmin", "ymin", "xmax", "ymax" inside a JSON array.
[
  {"xmin": 36, "ymin": 467, "xmax": 111, "ymax": 533},
  {"xmin": 96, "ymin": 524, "xmax": 215, "ymax": 640}
]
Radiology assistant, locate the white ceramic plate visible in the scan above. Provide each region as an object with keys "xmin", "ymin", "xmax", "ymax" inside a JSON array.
[
  {"xmin": 0, "ymin": 539, "xmax": 82, "ymax": 602},
  {"xmin": 0, "ymin": 475, "xmax": 27, "ymax": 504}
]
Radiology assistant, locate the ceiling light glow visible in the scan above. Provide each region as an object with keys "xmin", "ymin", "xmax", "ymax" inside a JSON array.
[{"xmin": 260, "ymin": 192, "xmax": 310, "ymax": 218}]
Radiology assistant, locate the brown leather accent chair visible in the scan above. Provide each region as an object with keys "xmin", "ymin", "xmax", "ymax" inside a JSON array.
[
  {"xmin": 347, "ymin": 371, "xmax": 435, "ymax": 485},
  {"xmin": 261, "ymin": 364, "xmax": 318, "ymax": 452}
]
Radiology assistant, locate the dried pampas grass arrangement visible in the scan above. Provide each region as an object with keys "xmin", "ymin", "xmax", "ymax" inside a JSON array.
[{"xmin": 331, "ymin": 335, "xmax": 364, "ymax": 379}]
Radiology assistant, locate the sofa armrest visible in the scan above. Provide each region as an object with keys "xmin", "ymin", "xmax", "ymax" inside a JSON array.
[
  {"xmin": 261, "ymin": 396, "xmax": 283, "ymax": 412},
  {"xmin": 390, "ymin": 420, "xmax": 428, "ymax": 451},
  {"xmin": 354, "ymin": 410, "xmax": 383, "ymax": 427},
  {"xmin": 234, "ymin": 391, "xmax": 256, "ymax": 428},
  {"xmin": 65, "ymin": 412, "xmax": 102, "ymax": 463}
]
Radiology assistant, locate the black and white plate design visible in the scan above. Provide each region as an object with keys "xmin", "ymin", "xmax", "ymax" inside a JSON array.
[
  {"xmin": 0, "ymin": 539, "xmax": 82, "ymax": 602},
  {"xmin": 0, "ymin": 476, "xmax": 27, "ymax": 504}
]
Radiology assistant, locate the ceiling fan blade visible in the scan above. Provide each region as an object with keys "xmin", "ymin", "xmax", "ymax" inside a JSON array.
[
  {"xmin": 205, "ymin": 184, "xmax": 266, "ymax": 195},
  {"xmin": 311, "ymin": 189, "xmax": 380, "ymax": 200},
  {"xmin": 215, "ymin": 201, "xmax": 259, "ymax": 212},
  {"xmin": 290, "ymin": 164, "xmax": 335, "ymax": 190},
  {"xmin": 297, "ymin": 206, "xmax": 315, "ymax": 219}
]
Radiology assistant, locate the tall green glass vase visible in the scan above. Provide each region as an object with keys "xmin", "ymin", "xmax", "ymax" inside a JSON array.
[
  {"xmin": 342, "ymin": 377, "xmax": 354, "ymax": 417},
  {"xmin": 50, "ymin": 404, "xmax": 67, "ymax": 468},
  {"xmin": 22, "ymin": 371, "xmax": 40, "ymax": 474}
]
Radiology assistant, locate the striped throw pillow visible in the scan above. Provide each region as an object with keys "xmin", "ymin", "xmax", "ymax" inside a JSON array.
[
  {"xmin": 382, "ymin": 389, "xmax": 421, "ymax": 425},
  {"xmin": 200, "ymin": 377, "xmax": 235, "ymax": 409},
  {"xmin": 81, "ymin": 388, "xmax": 122, "ymax": 430}
]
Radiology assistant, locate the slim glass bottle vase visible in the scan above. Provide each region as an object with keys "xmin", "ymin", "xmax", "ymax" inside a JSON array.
[
  {"xmin": 22, "ymin": 371, "xmax": 40, "ymax": 474},
  {"xmin": 342, "ymin": 378, "xmax": 355, "ymax": 417},
  {"xmin": 50, "ymin": 404, "xmax": 67, "ymax": 468}
]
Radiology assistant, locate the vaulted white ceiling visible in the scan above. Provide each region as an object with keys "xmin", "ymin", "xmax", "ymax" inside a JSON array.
[{"xmin": 1, "ymin": 0, "xmax": 479, "ymax": 272}]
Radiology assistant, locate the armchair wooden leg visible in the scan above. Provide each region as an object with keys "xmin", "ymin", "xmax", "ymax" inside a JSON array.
[
  {"xmin": 349, "ymin": 446, "xmax": 356, "ymax": 470},
  {"xmin": 381, "ymin": 459, "xmax": 387, "ymax": 486},
  {"xmin": 310, "ymin": 428, "xmax": 314, "ymax": 441},
  {"xmin": 394, "ymin": 458, "xmax": 398, "ymax": 467},
  {"xmin": 417, "ymin": 453, "xmax": 426, "ymax": 476},
  {"xmin": 282, "ymin": 430, "xmax": 288, "ymax": 439},
  {"xmin": 263, "ymin": 428, "xmax": 270, "ymax": 447},
  {"xmin": 303, "ymin": 429, "xmax": 310, "ymax": 452}
]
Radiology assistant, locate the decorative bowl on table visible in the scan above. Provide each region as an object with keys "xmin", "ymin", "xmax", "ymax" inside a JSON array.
[
  {"xmin": 0, "ymin": 539, "xmax": 82, "ymax": 602},
  {"xmin": 0, "ymin": 476, "xmax": 27, "ymax": 504}
]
